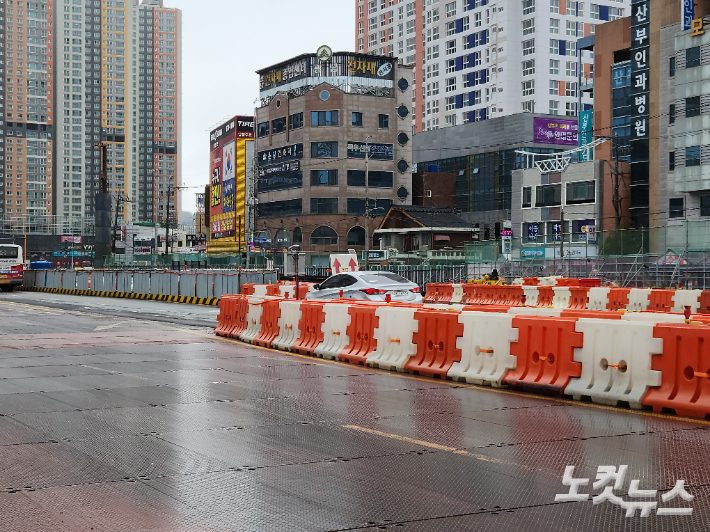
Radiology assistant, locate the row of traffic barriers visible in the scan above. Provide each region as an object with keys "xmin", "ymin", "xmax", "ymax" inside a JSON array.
[
  {"xmin": 26, "ymin": 270, "xmax": 278, "ymax": 301},
  {"xmin": 216, "ymin": 295, "xmax": 710, "ymax": 420},
  {"xmin": 423, "ymin": 283, "xmax": 710, "ymax": 314}
]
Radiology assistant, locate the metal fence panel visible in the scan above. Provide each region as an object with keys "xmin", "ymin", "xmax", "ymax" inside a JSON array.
[
  {"xmin": 213, "ymin": 273, "xmax": 225, "ymax": 299},
  {"xmin": 263, "ymin": 271, "xmax": 278, "ymax": 284},
  {"xmin": 76, "ymin": 272, "xmax": 90, "ymax": 291},
  {"xmin": 196, "ymin": 273, "xmax": 212, "ymax": 299},
  {"xmin": 169, "ymin": 273, "xmax": 180, "ymax": 297},
  {"xmin": 117, "ymin": 272, "xmax": 132, "ymax": 294},
  {"xmin": 33, "ymin": 271, "xmax": 46, "ymax": 288},
  {"xmin": 180, "ymin": 273, "xmax": 196, "ymax": 297},
  {"xmin": 133, "ymin": 272, "xmax": 150, "ymax": 295},
  {"xmin": 61, "ymin": 271, "xmax": 77, "ymax": 290},
  {"xmin": 225, "ymin": 273, "xmax": 240, "ymax": 295},
  {"xmin": 103, "ymin": 272, "xmax": 117, "ymax": 292},
  {"xmin": 150, "ymin": 272, "xmax": 166, "ymax": 296},
  {"xmin": 23, "ymin": 271, "xmax": 35, "ymax": 288}
]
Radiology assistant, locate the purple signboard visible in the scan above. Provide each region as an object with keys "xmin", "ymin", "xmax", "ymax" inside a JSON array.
[{"xmin": 533, "ymin": 118, "xmax": 579, "ymax": 146}]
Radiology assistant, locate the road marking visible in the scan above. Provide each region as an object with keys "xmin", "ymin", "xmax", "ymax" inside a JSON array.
[
  {"xmin": 94, "ymin": 321, "xmax": 129, "ymax": 331},
  {"xmin": 342, "ymin": 424, "xmax": 503, "ymax": 463}
]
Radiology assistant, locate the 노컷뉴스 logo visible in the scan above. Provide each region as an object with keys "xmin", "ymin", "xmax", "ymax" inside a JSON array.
[{"xmin": 556, "ymin": 465, "xmax": 694, "ymax": 517}]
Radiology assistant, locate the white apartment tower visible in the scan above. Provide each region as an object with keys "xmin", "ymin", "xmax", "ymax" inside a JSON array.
[
  {"xmin": 356, "ymin": 0, "xmax": 629, "ymax": 133},
  {"xmin": 55, "ymin": 0, "xmax": 180, "ymax": 233}
]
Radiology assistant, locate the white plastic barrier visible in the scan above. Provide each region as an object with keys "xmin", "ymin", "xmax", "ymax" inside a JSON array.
[
  {"xmin": 587, "ymin": 287, "xmax": 611, "ymax": 311},
  {"xmin": 239, "ymin": 298, "xmax": 265, "ymax": 343},
  {"xmin": 313, "ymin": 303, "xmax": 351, "ymax": 360},
  {"xmin": 552, "ymin": 287, "xmax": 572, "ymax": 309},
  {"xmin": 671, "ymin": 289, "xmax": 702, "ymax": 314},
  {"xmin": 448, "ymin": 312, "xmax": 518, "ymax": 386},
  {"xmin": 253, "ymin": 284, "xmax": 269, "ymax": 297},
  {"xmin": 565, "ymin": 319, "xmax": 662, "ymax": 409},
  {"xmin": 621, "ymin": 313, "xmax": 687, "ymax": 324},
  {"xmin": 522, "ymin": 286, "xmax": 539, "ymax": 307},
  {"xmin": 424, "ymin": 303, "xmax": 466, "ymax": 311},
  {"xmin": 366, "ymin": 306, "xmax": 419, "ymax": 371},
  {"xmin": 451, "ymin": 284, "xmax": 464, "ymax": 304},
  {"xmin": 508, "ymin": 307, "xmax": 562, "ymax": 317},
  {"xmin": 626, "ymin": 288, "xmax": 651, "ymax": 312},
  {"xmin": 271, "ymin": 300, "xmax": 302, "ymax": 351}
]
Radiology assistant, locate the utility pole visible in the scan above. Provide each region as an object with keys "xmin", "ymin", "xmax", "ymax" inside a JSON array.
[
  {"xmin": 560, "ymin": 208, "xmax": 565, "ymax": 276},
  {"xmin": 364, "ymin": 135, "xmax": 371, "ymax": 271},
  {"xmin": 111, "ymin": 193, "xmax": 131, "ymax": 254},
  {"xmin": 164, "ymin": 183, "xmax": 172, "ymax": 256}
]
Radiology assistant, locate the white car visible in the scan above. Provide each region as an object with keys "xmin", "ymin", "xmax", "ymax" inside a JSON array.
[{"xmin": 306, "ymin": 271, "xmax": 423, "ymax": 303}]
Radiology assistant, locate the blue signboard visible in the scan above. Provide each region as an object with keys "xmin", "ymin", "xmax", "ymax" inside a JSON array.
[{"xmin": 682, "ymin": 0, "xmax": 694, "ymax": 30}]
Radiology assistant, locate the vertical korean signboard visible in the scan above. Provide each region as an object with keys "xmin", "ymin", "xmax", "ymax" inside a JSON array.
[
  {"xmin": 630, "ymin": 0, "xmax": 650, "ymax": 227},
  {"xmin": 209, "ymin": 116, "xmax": 254, "ymax": 253},
  {"xmin": 578, "ymin": 109, "xmax": 594, "ymax": 161}
]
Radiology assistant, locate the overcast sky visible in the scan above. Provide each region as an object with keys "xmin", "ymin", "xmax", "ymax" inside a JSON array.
[{"xmin": 169, "ymin": 0, "xmax": 355, "ymax": 212}]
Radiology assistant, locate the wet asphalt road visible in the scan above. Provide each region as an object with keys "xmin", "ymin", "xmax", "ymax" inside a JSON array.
[{"xmin": 1, "ymin": 291, "xmax": 709, "ymax": 531}]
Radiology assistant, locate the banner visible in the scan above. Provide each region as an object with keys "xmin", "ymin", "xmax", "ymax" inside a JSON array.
[
  {"xmin": 533, "ymin": 118, "xmax": 579, "ymax": 146},
  {"xmin": 578, "ymin": 109, "xmax": 594, "ymax": 161},
  {"xmin": 682, "ymin": 0, "xmax": 694, "ymax": 30}
]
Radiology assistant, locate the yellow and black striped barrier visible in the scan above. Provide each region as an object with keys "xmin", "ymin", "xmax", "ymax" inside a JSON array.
[{"xmin": 18, "ymin": 287, "xmax": 219, "ymax": 307}]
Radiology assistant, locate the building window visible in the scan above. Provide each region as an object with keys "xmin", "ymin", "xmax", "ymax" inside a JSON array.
[
  {"xmin": 522, "ymin": 59, "xmax": 535, "ymax": 76},
  {"xmin": 347, "ymin": 198, "xmax": 393, "ymax": 215},
  {"xmin": 462, "ymin": 15, "xmax": 470, "ymax": 31},
  {"xmin": 427, "ymin": 81, "xmax": 440, "ymax": 96},
  {"xmin": 446, "ymin": 21, "xmax": 456, "ymax": 35},
  {"xmin": 669, "ymin": 151, "xmax": 675, "ymax": 171},
  {"xmin": 426, "ymin": 63, "xmax": 440, "ymax": 78},
  {"xmin": 550, "ymin": 18, "xmax": 559, "ymax": 34},
  {"xmin": 522, "ymin": 80, "xmax": 535, "ymax": 96},
  {"xmin": 446, "ymin": 2, "xmax": 457, "ymax": 17},
  {"xmin": 549, "ymin": 80, "xmax": 559, "ymax": 95},
  {"xmin": 522, "ymin": 18, "xmax": 535, "ymax": 35},
  {"xmin": 523, "ymin": 0, "xmax": 535, "ymax": 15},
  {"xmin": 566, "ymin": 20, "xmax": 579, "ymax": 36},
  {"xmin": 549, "ymin": 39, "xmax": 560, "ymax": 54},
  {"xmin": 310, "ymin": 198, "xmax": 339, "ymax": 215},
  {"xmin": 310, "ymin": 226, "xmax": 339, "ymax": 246},
  {"xmin": 701, "ymin": 196, "xmax": 710, "ymax": 217},
  {"xmin": 311, "ymin": 142, "xmax": 339, "ymax": 158},
  {"xmin": 536, "ymin": 184, "xmax": 561, "ymax": 207},
  {"xmin": 549, "ymin": 100, "xmax": 559, "ymax": 115},
  {"xmin": 379, "ymin": 114, "xmax": 390, "ymax": 128},
  {"xmin": 445, "ymin": 77, "xmax": 457, "ymax": 92},
  {"xmin": 550, "ymin": 0, "xmax": 559, "ymax": 13},
  {"xmin": 311, "ymin": 111, "xmax": 339, "ymax": 126},
  {"xmin": 352, "ymin": 112, "xmax": 363, "ymax": 127},
  {"xmin": 566, "ymin": 181, "xmax": 595, "ymax": 204},
  {"xmin": 522, "ymin": 187, "xmax": 532, "ymax": 208},
  {"xmin": 426, "ymin": 44, "xmax": 440, "ymax": 59},
  {"xmin": 347, "ymin": 226, "xmax": 366, "ymax": 246},
  {"xmin": 566, "ymin": 102, "xmax": 577, "ymax": 116},
  {"xmin": 445, "ymin": 96, "xmax": 456, "ymax": 111},
  {"xmin": 565, "ymin": 82, "xmax": 577, "ymax": 97},
  {"xmin": 257, "ymin": 122, "xmax": 269, "ymax": 137},
  {"xmin": 473, "ymin": 90, "xmax": 482, "ymax": 105},
  {"xmin": 446, "ymin": 59, "xmax": 456, "ymax": 73},
  {"xmin": 566, "ymin": 61, "xmax": 577, "ymax": 77},
  {"xmin": 590, "ymin": 4, "xmax": 600, "ymax": 19},
  {"xmin": 669, "ymin": 104, "xmax": 675, "ymax": 124},
  {"xmin": 289, "ymin": 112, "xmax": 304, "ymax": 130},
  {"xmin": 686, "ymin": 96, "xmax": 701, "ymax": 118},
  {"xmin": 272, "ymin": 117, "xmax": 286, "ymax": 134},
  {"xmin": 669, "ymin": 56, "xmax": 676, "ymax": 77},
  {"xmin": 686, "ymin": 46, "xmax": 701, "ymax": 68},
  {"xmin": 550, "ymin": 59, "xmax": 560, "ymax": 75},
  {"xmin": 446, "ymin": 40, "xmax": 457, "ymax": 55},
  {"xmin": 522, "ymin": 100, "xmax": 535, "ymax": 113},
  {"xmin": 445, "ymin": 114, "xmax": 457, "ymax": 126},
  {"xmin": 522, "ymin": 39, "xmax": 535, "ymax": 56},
  {"xmin": 347, "ymin": 170, "xmax": 394, "ymax": 188},
  {"xmin": 686, "ymin": 146, "xmax": 701, "ymax": 166},
  {"xmin": 669, "ymin": 198, "xmax": 684, "ymax": 219},
  {"xmin": 311, "ymin": 170, "xmax": 338, "ymax": 186},
  {"xmin": 258, "ymin": 199, "xmax": 302, "ymax": 218}
]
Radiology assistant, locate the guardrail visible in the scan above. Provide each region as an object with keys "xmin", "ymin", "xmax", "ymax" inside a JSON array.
[{"xmin": 25, "ymin": 270, "xmax": 278, "ymax": 301}]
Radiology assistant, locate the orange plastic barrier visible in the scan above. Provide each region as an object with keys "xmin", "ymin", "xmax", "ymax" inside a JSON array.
[
  {"xmin": 478, "ymin": 285, "xmax": 497, "ymax": 305},
  {"xmin": 230, "ymin": 297, "xmax": 250, "ymax": 338},
  {"xmin": 499, "ymin": 285, "xmax": 525, "ymax": 306},
  {"xmin": 560, "ymin": 309, "xmax": 623, "ymax": 320},
  {"xmin": 253, "ymin": 299, "xmax": 282, "ymax": 348},
  {"xmin": 265, "ymin": 284, "xmax": 280, "ymax": 296},
  {"xmin": 339, "ymin": 304, "xmax": 379, "ymax": 365},
  {"xmin": 461, "ymin": 284, "xmax": 477, "ymax": 304},
  {"xmin": 241, "ymin": 283, "xmax": 256, "ymax": 296},
  {"xmin": 424, "ymin": 283, "xmax": 454, "ymax": 303},
  {"xmin": 502, "ymin": 316, "xmax": 584, "ymax": 396},
  {"xmin": 215, "ymin": 295, "xmax": 237, "ymax": 337},
  {"xmin": 697, "ymin": 290, "xmax": 710, "ymax": 315},
  {"xmin": 647, "ymin": 289, "xmax": 675, "ymax": 313},
  {"xmin": 643, "ymin": 324, "xmax": 710, "ymax": 418},
  {"xmin": 405, "ymin": 309, "xmax": 464, "ymax": 378},
  {"xmin": 567, "ymin": 287, "xmax": 590, "ymax": 310},
  {"xmin": 462, "ymin": 304, "xmax": 511, "ymax": 313},
  {"xmin": 606, "ymin": 288, "xmax": 631, "ymax": 311},
  {"xmin": 579, "ymin": 278, "xmax": 602, "ymax": 287},
  {"xmin": 523, "ymin": 278, "xmax": 540, "ymax": 286},
  {"xmin": 536, "ymin": 286, "xmax": 554, "ymax": 307},
  {"xmin": 555, "ymin": 278, "xmax": 579, "ymax": 287},
  {"xmin": 291, "ymin": 302, "xmax": 327, "ymax": 356}
]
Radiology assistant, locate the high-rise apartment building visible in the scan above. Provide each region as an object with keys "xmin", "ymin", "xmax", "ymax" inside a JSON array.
[
  {"xmin": 356, "ymin": 0, "xmax": 629, "ymax": 132},
  {"xmin": 52, "ymin": 0, "xmax": 180, "ymax": 234},
  {"xmin": 0, "ymin": 0, "xmax": 55, "ymax": 228}
]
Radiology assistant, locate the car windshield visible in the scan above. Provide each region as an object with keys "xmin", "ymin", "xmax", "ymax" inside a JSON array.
[{"xmin": 360, "ymin": 273, "xmax": 411, "ymax": 284}]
